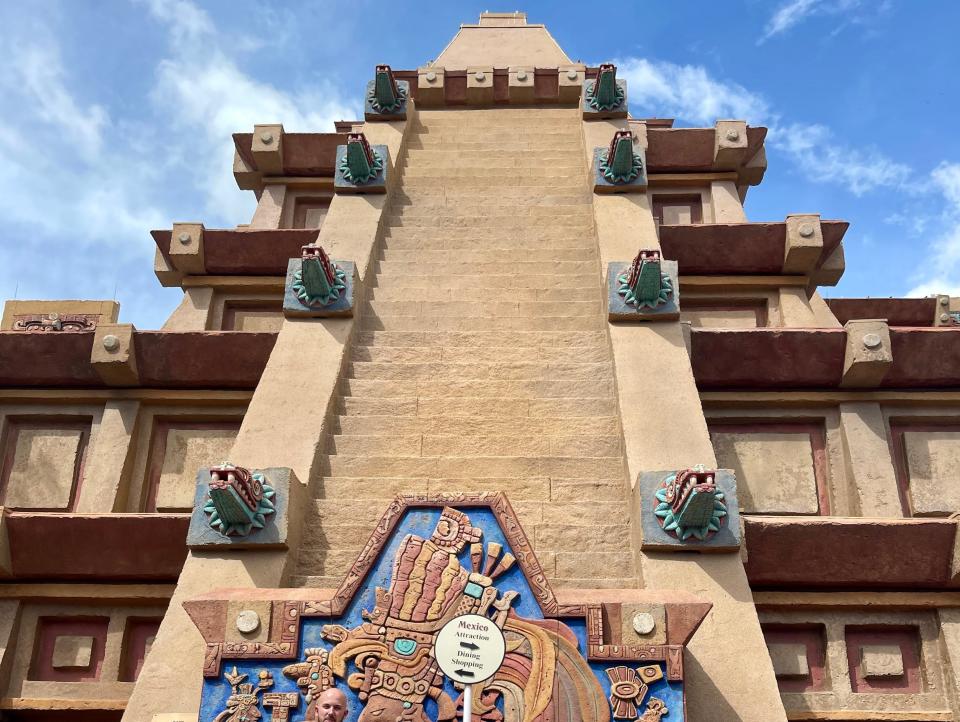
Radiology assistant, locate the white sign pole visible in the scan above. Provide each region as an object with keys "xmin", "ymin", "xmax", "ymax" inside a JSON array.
[{"xmin": 463, "ymin": 680, "xmax": 473, "ymax": 722}]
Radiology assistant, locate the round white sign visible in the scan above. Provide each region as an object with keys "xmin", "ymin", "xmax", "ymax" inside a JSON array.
[{"xmin": 434, "ymin": 614, "xmax": 506, "ymax": 685}]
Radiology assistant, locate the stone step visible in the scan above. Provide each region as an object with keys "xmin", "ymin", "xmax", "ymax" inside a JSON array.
[
  {"xmin": 364, "ymin": 300, "xmax": 602, "ymax": 319},
  {"xmin": 401, "ymin": 157, "xmax": 585, "ymax": 170},
  {"xmin": 360, "ymin": 315, "xmax": 604, "ymax": 333},
  {"xmin": 400, "ymin": 166, "xmax": 584, "ymax": 179},
  {"xmin": 379, "ymin": 249, "xmax": 596, "ymax": 264},
  {"xmin": 348, "ymin": 360, "xmax": 613, "ymax": 382},
  {"xmin": 399, "ymin": 153, "xmax": 583, "ymax": 166},
  {"xmin": 322, "ymin": 454, "xmax": 625, "ymax": 479},
  {"xmin": 354, "ymin": 330, "xmax": 608, "ymax": 347},
  {"xmin": 392, "ymin": 205, "xmax": 592, "ymax": 219},
  {"xmin": 328, "ymin": 433, "xmax": 620, "ymax": 458},
  {"xmin": 401, "ymin": 172, "xmax": 587, "ymax": 184},
  {"xmin": 382, "ymin": 227, "xmax": 592, "ymax": 242},
  {"xmin": 412, "ymin": 396, "xmax": 619, "ymax": 418},
  {"xmin": 388, "ymin": 216, "xmax": 594, "ymax": 230},
  {"xmin": 380, "ymin": 238, "xmax": 597, "ymax": 253},
  {"xmin": 375, "ymin": 260, "xmax": 598, "ymax": 276},
  {"xmin": 352, "ymin": 343, "xmax": 610, "ymax": 363},
  {"xmin": 337, "ymin": 396, "xmax": 418, "ymax": 416},
  {"xmin": 341, "ymin": 375, "xmax": 615, "ymax": 398},
  {"xmin": 394, "ymin": 188, "xmax": 589, "ymax": 202},
  {"xmin": 334, "ymin": 414, "xmax": 619, "ymax": 436},
  {"xmin": 367, "ymin": 274, "xmax": 600, "ymax": 291}
]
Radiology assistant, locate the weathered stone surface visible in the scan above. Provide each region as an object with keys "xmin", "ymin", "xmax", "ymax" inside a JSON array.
[
  {"xmin": 903, "ymin": 430, "xmax": 960, "ymax": 515},
  {"xmin": 767, "ymin": 642, "xmax": 809, "ymax": 678},
  {"xmin": 51, "ymin": 635, "xmax": 94, "ymax": 669},
  {"xmin": 860, "ymin": 644, "xmax": 904, "ymax": 678},
  {"xmin": 156, "ymin": 428, "xmax": 238, "ymax": 512},
  {"xmin": 5, "ymin": 428, "xmax": 84, "ymax": 510},
  {"xmin": 712, "ymin": 431, "xmax": 819, "ymax": 514}
]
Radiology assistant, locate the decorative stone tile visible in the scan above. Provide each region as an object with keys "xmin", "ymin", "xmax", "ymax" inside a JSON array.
[
  {"xmin": 846, "ymin": 626, "xmax": 920, "ymax": 693},
  {"xmin": 637, "ymin": 468, "xmax": 740, "ymax": 551},
  {"xmin": 283, "ymin": 259, "xmax": 356, "ymax": 318},
  {"xmin": 187, "ymin": 466, "xmax": 298, "ymax": 549},
  {"xmin": 607, "ymin": 261, "xmax": 680, "ymax": 322},
  {"xmin": 364, "ymin": 68, "xmax": 409, "ymax": 121},
  {"xmin": 761, "ymin": 624, "xmax": 828, "ymax": 693},
  {"xmin": 334, "ymin": 143, "xmax": 389, "ymax": 194},
  {"xmin": 592, "ymin": 146, "xmax": 647, "ymax": 193},
  {"xmin": 30, "ymin": 617, "xmax": 108, "ymax": 681},
  {"xmin": 4, "ymin": 425, "xmax": 87, "ymax": 510}
]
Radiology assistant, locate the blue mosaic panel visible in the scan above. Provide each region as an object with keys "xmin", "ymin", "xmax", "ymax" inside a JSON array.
[{"xmin": 200, "ymin": 506, "xmax": 684, "ymax": 722}]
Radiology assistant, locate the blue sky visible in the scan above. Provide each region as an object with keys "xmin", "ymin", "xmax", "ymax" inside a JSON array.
[{"xmin": 1, "ymin": 0, "xmax": 958, "ymax": 328}]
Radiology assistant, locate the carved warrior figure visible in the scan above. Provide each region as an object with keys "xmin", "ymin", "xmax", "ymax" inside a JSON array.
[
  {"xmin": 340, "ymin": 132, "xmax": 384, "ymax": 184},
  {"xmin": 369, "ymin": 64, "xmax": 407, "ymax": 114},
  {"xmin": 617, "ymin": 250, "xmax": 673, "ymax": 309},
  {"xmin": 654, "ymin": 465, "xmax": 727, "ymax": 541},
  {"xmin": 203, "ymin": 463, "xmax": 276, "ymax": 537},
  {"xmin": 294, "ymin": 244, "xmax": 348, "ymax": 307},
  {"xmin": 215, "ymin": 667, "xmax": 274, "ymax": 722},
  {"xmin": 282, "ymin": 648, "xmax": 335, "ymax": 719},
  {"xmin": 315, "ymin": 507, "xmax": 610, "ymax": 722},
  {"xmin": 586, "ymin": 63, "xmax": 624, "ymax": 111},
  {"xmin": 599, "ymin": 130, "xmax": 643, "ymax": 184}
]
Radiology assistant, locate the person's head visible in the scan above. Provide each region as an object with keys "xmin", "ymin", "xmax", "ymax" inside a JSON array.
[{"xmin": 316, "ymin": 687, "xmax": 348, "ymax": 722}]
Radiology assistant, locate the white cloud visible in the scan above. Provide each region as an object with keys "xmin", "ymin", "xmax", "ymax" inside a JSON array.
[
  {"xmin": 768, "ymin": 122, "xmax": 911, "ymax": 195},
  {"xmin": 760, "ymin": 0, "xmax": 865, "ymax": 42},
  {"xmin": 616, "ymin": 57, "xmax": 771, "ymax": 125},
  {"xmin": 144, "ymin": 1, "xmax": 360, "ymax": 222},
  {"xmin": 137, "ymin": 0, "xmax": 214, "ymax": 40},
  {"xmin": 905, "ymin": 162, "xmax": 960, "ymax": 297}
]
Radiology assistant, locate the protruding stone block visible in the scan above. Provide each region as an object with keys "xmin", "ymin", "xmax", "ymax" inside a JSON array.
[
  {"xmin": 508, "ymin": 66, "xmax": 535, "ymax": 103},
  {"xmin": 768, "ymin": 642, "xmax": 809, "ymax": 678},
  {"xmin": 810, "ymin": 243, "xmax": 845, "ymax": 287},
  {"xmin": 168, "ymin": 222, "xmax": 205, "ymax": 275},
  {"xmin": 582, "ymin": 63, "xmax": 627, "ymax": 119},
  {"xmin": 283, "ymin": 244, "xmax": 356, "ymax": 318},
  {"xmin": 934, "ymin": 294, "xmax": 960, "ymax": 326},
  {"xmin": 0, "ymin": 509, "xmax": 10, "ymax": 577},
  {"xmin": 334, "ymin": 134, "xmax": 388, "ymax": 193},
  {"xmin": 714, "ymin": 120, "xmax": 749, "ymax": 169},
  {"xmin": 365, "ymin": 65, "xmax": 409, "ymax": 121},
  {"xmin": 154, "ymin": 247, "xmax": 182, "ymax": 287},
  {"xmin": 841, "ymin": 319, "xmax": 892, "ymax": 388},
  {"xmin": 558, "ymin": 65, "xmax": 585, "ymax": 103},
  {"xmin": 466, "ymin": 66, "xmax": 494, "ymax": 105},
  {"xmin": 861, "ymin": 644, "xmax": 904, "ymax": 678},
  {"xmin": 593, "ymin": 130, "xmax": 647, "ymax": 193},
  {"xmin": 607, "ymin": 254, "xmax": 679, "ymax": 322},
  {"xmin": 187, "ymin": 466, "xmax": 301, "ymax": 549},
  {"xmin": 417, "ymin": 66, "xmax": 445, "ymax": 106},
  {"xmin": 784, "ymin": 214, "xmax": 824, "ymax": 274},
  {"xmin": 91, "ymin": 323, "xmax": 139, "ymax": 387},
  {"xmin": 233, "ymin": 148, "xmax": 259, "ymax": 190},
  {"xmin": 741, "ymin": 144, "xmax": 767, "ymax": 185},
  {"xmin": 251, "ymin": 123, "xmax": 284, "ymax": 176},
  {"xmin": 637, "ymin": 467, "xmax": 741, "ymax": 552}
]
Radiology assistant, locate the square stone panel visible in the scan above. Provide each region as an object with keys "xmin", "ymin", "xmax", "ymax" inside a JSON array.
[
  {"xmin": 155, "ymin": 427, "xmax": 239, "ymax": 511},
  {"xmin": 902, "ymin": 430, "xmax": 960, "ymax": 515},
  {"xmin": 226, "ymin": 308, "xmax": 283, "ymax": 332},
  {"xmin": 4, "ymin": 427, "xmax": 85, "ymax": 509},
  {"xmin": 860, "ymin": 644, "xmax": 904, "ymax": 679},
  {"xmin": 681, "ymin": 307, "xmax": 760, "ymax": 329},
  {"xmin": 711, "ymin": 431, "xmax": 820, "ymax": 514},
  {"xmin": 51, "ymin": 634, "xmax": 94, "ymax": 669},
  {"xmin": 768, "ymin": 642, "xmax": 809, "ymax": 678}
]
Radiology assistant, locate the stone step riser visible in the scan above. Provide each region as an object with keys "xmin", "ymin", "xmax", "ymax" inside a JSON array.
[
  {"xmin": 334, "ymin": 415, "xmax": 620, "ymax": 436},
  {"xmin": 352, "ymin": 343, "xmax": 610, "ymax": 363},
  {"xmin": 326, "ymin": 433, "xmax": 621, "ymax": 458},
  {"xmin": 365, "ymin": 300, "xmax": 602, "ymax": 319},
  {"xmin": 354, "ymin": 331, "xmax": 608, "ymax": 347},
  {"xmin": 380, "ymin": 239, "xmax": 597, "ymax": 252},
  {"xmin": 361, "ymin": 316, "xmax": 605, "ymax": 333},
  {"xmin": 379, "ymin": 249, "xmax": 596, "ymax": 263},
  {"xmin": 368, "ymin": 275, "xmax": 599, "ymax": 291},
  {"xmin": 337, "ymin": 396, "xmax": 618, "ymax": 418},
  {"xmin": 375, "ymin": 260, "xmax": 598, "ymax": 274},
  {"xmin": 321, "ymin": 455, "xmax": 625, "ymax": 479},
  {"xmin": 392, "ymin": 206, "xmax": 592, "ymax": 218},
  {"xmin": 383, "ymin": 228, "xmax": 593, "ymax": 242},
  {"xmin": 348, "ymin": 360, "xmax": 613, "ymax": 382},
  {"xmin": 341, "ymin": 376, "xmax": 615, "ymax": 398}
]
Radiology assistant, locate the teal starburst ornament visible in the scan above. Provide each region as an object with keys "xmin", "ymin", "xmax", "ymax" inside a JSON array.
[
  {"xmin": 204, "ymin": 463, "xmax": 275, "ymax": 537},
  {"xmin": 586, "ymin": 63, "xmax": 624, "ymax": 111},
  {"xmin": 293, "ymin": 244, "xmax": 347, "ymax": 307},
  {"xmin": 339, "ymin": 132, "xmax": 384, "ymax": 184},
  {"xmin": 618, "ymin": 250, "xmax": 673, "ymax": 309},
  {"xmin": 599, "ymin": 130, "xmax": 644, "ymax": 184},
  {"xmin": 368, "ymin": 64, "xmax": 408, "ymax": 114},
  {"xmin": 654, "ymin": 465, "xmax": 727, "ymax": 542}
]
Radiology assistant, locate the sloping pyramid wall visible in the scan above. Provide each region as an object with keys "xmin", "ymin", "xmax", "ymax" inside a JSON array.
[{"xmin": 295, "ymin": 108, "xmax": 638, "ymax": 590}]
